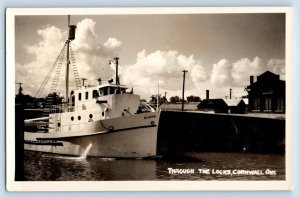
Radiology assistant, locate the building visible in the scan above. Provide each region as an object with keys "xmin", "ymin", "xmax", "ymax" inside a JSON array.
[
  {"xmin": 246, "ymin": 71, "xmax": 285, "ymax": 113},
  {"xmin": 197, "ymin": 90, "xmax": 246, "ymax": 114},
  {"xmin": 223, "ymin": 99, "xmax": 246, "ymax": 114},
  {"xmin": 197, "ymin": 99, "xmax": 228, "ymax": 113}
]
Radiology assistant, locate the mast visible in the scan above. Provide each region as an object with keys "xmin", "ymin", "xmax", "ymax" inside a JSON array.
[
  {"xmin": 66, "ymin": 15, "xmax": 76, "ymax": 103},
  {"xmin": 109, "ymin": 57, "xmax": 120, "ymax": 85}
]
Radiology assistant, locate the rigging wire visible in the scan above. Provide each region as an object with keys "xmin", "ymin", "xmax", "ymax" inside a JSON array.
[{"xmin": 35, "ymin": 42, "xmax": 68, "ymax": 98}]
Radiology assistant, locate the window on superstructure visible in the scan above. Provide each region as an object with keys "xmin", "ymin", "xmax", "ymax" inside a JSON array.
[
  {"xmin": 78, "ymin": 93, "xmax": 81, "ymax": 101},
  {"xmin": 99, "ymin": 88, "xmax": 103, "ymax": 96},
  {"xmin": 103, "ymin": 87, "xmax": 108, "ymax": 95},
  {"xmin": 71, "ymin": 95, "xmax": 75, "ymax": 103},
  {"xmin": 93, "ymin": 90, "xmax": 99, "ymax": 98},
  {"xmin": 85, "ymin": 92, "xmax": 89, "ymax": 100},
  {"xmin": 110, "ymin": 87, "xmax": 115, "ymax": 94}
]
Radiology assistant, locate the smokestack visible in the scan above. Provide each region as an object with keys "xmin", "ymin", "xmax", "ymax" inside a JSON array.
[
  {"xmin": 206, "ymin": 90, "xmax": 209, "ymax": 100},
  {"xmin": 250, "ymin": 75, "xmax": 254, "ymax": 85},
  {"xmin": 68, "ymin": 25, "xmax": 76, "ymax": 40},
  {"xmin": 230, "ymin": 88, "xmax": 232, "ymax": 99}
]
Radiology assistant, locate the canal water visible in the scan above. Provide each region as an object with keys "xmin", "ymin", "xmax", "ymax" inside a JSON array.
[{"xmin": 23, "ymin": 151, "xmax": 285, "ymax": 181}]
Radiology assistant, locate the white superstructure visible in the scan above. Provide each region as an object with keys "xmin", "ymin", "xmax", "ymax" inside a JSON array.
[{"xmin": 25, "ymin": 83, "xmax": 160, "ymax": 158}]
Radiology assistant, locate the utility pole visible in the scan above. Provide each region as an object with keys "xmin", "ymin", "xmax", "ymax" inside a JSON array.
[
  {"xmin": 182, "ymin": 70, "xmax": 188, "ymax": 111},
  {"xmin": 229, "ymin": 88, "xmax": 232, "ymax": 99},
  {"xmin": 157, "ymin": 82, "xmax": 159, "ymax": 110},
  {"xmin": 17, "ymin": 82, "xmax": 23, "ymax": 94}
]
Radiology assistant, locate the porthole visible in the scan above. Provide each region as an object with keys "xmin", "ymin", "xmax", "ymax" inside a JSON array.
[
  {"xmin": 78, "ymin": 116, "xmax": 81, "ymax": 120},
  {"xmin": 89, "ymin": 114, "xmax": 93, "ymax": 118},
  {"xmin": 102, "ymin": 112, "xmax": 104, "ymax": 116},
  {"xmin": 71, "ymin": 116, "xmax": 74, "ymax": 121}
]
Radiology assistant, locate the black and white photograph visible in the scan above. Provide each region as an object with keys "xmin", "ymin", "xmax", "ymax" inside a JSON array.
[{"xmin": 6, "ymin": 7, "xmax": 293, "ymax": 191}]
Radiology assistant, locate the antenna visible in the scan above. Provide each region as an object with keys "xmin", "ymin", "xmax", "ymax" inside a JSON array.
[
  {"xmin": 109, "ymin": 57, "xmax": 120, "ymax": 85},
  {"xmin": 82, "ymin": 78, "xmax": 87, "ymax": 86}
]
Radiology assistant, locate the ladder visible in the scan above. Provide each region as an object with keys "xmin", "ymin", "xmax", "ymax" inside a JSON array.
[
  {"xmin": 70, "ymin": 44, "xmax": 81, "ymax": 89},
  {"xmin": 50, "ymin": 43, "xmax": 67, "ymax": 93}
]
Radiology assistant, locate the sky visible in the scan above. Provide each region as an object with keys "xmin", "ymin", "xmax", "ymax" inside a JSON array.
[{"xmin": 15, "ymin": 13, "xmax": 286, "ymax": 101}]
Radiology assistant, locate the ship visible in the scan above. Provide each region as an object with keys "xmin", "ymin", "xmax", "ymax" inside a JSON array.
[{"xmin": 23, "ymin": 17, "xmax": 160, "ymax": 158}]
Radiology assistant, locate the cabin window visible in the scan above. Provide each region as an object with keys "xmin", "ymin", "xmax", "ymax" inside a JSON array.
[
  {"xmin": 110, "ymin": 87, "xmax": 115, "ymax": 94},
  {"xmin": 85, "ymin": 92, "xmax": 89, "ymax": 100},
  {"xmin": 93, "ymin": 90, "xmax": 99, "ymax": 98},
  {"xmin": 103, "ymin": 87, "xmax": 108, "ymax": 95},
  {"xmin": 78, "ymin": 93, "xmax": 82, "ymax": 101},
  {"xmin": 89, "ymin": 114, "xmax": 93, "ymax": 118},
  {"xmin": 99, "ymin": 88, "xmax": 103, "ymax": 96},
  {"xmin": 71, "ymin": 116, "xmax": 74, "ymax": 121},
  {"xmin": 78, "ymin": 116, "xmax": 81, "ymax": 120},
  {"xmin": 71, "ymin": 95, "xmax": 75, "ymax": 104}
]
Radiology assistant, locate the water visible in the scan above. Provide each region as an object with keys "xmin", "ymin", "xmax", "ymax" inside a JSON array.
[{"xmin": 23, "ymin": 151, "xmax": 285, "ymax": 181}]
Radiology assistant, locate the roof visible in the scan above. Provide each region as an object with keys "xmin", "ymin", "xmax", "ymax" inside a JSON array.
[
  {"xmin": 242, "ymin": 98, "xmax": 249, "ymax": 105},
  {"xmin": 197, "ymin": 99, "xmax": 227, "ymax": 109},
  {"xmin": 223, "ymin": 99, "xmax": 244, "ymax": 107},
  {"xmin": 74, "ymin": 83, "xmax": 128, "ymax": 93}
]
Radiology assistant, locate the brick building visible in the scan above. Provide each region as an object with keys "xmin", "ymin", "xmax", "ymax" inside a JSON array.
[{"xmin": 246, "ymin": 71, "xmax": 285, "ymax": 113}]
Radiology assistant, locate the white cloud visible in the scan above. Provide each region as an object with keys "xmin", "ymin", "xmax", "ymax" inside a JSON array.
[
  {"xmin": 104, "ymin": 38, "xmax": 122, "ymax": 49},
  {"xmin": 16, "ymin": 18, "xmax": 285, "ymax": 101},
  {"xmin": 232, "ymin": 56, "xmax": 263, "ymax": 86},
  {"xmin": 210, "ymin": 58, "xmax": 233, "ymax": 87},
  {"xmin": 16, "ymin": 18, "xmax": 121, "ymax": 97},
  {"xmin": 267, "ymin": 59, "xmax": 285, "ymax": 80},
  {"xmin": 121, "ymin": 50, "xmax": 207, "ymax": 100}
]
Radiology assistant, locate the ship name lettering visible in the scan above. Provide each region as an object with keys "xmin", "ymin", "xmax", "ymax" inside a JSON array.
[{"xmin": 144, "ymin": 115, "xmax": 156, "ymax": 119}]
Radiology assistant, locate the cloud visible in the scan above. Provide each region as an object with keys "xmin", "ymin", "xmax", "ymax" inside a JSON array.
[
  {"xmin": 121, "ymin": 50, "xmax": 207, "ymax": 100},
  {"xmin": 267, "ymin": 59, "xmax": 285, "ymax": 80},
  {"xmin": 16, "ymin": 25, "xmax": 65, "ymax": 97},
  {"xmin": 211, "ymin": 57, "xmax": 265, "ymax": 88},
  {"xmin": 16, "ymin": 18, "xmax": 121, "ymax": 97},
  {"xmin": 232, "ymin": 56, "xmax": 263, "ymax": 85},
  {"xmin": 16, "ymin": 18, "xmax": 285, "ymax": 101},
  {"xmin": 104, "ymin": 38, "xmax": 122, "ymax": 49},
  {"xmin": 210, "ymin": 58, "xmax": 233, "ymax": 87},
  {"xmin": 208, "ymin": 57, "xmax": 287, "ymax": 98}
]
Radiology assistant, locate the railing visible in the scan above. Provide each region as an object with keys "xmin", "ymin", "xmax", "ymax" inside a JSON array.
[{"xmin": 49, "ymin": 104, "xmax": 85, "ymax": 113}]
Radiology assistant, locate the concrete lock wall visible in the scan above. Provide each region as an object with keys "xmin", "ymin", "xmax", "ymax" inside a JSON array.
[{"xmin": 156, "ymin": 111, "xmax": 285, "ymax": 156}]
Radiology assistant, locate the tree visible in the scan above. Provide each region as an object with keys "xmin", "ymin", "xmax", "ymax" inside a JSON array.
[
  {"xmin": 169, "ymin": 96, "xmax": 181, "ymax": 103},
  {"xmin": 186, "ymin": 95, "xmax": 201, "ymax": 102}
]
